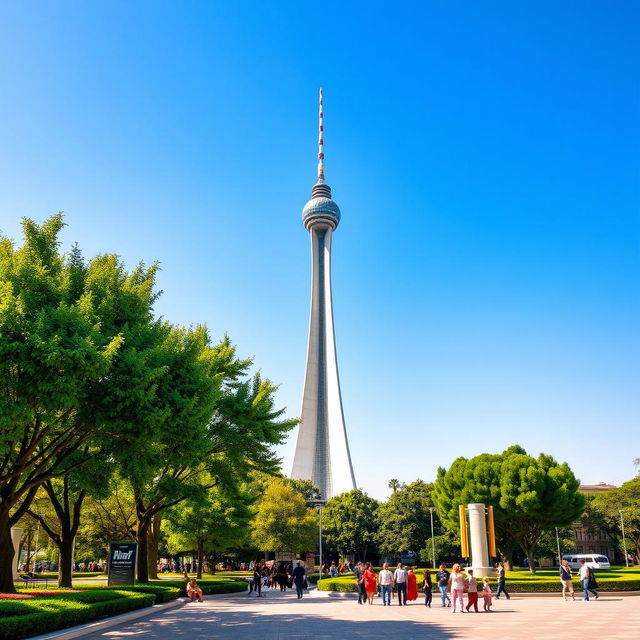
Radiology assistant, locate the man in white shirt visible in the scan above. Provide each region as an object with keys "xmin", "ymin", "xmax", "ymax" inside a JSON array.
[
  {"xmin": 393, "ymin": 563, "xmax": 408, "ymax": 606},
  {"xmin": 378, "ymin": 563, "xmax": 394, "ymax": 606},
  {"xmin": 579, "ymin": 560, "xmax": 599, "ymax": 601}
]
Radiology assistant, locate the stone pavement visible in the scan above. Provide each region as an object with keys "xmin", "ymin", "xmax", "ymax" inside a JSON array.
[{"xmin": 83, "ymin": 588, "xmax": 640, "ymax": 640}]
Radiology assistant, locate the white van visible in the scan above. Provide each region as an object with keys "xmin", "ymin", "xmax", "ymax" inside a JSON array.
[{"xmin": 562, "ymin": 554, "xmax": 611, "ymax": 570}]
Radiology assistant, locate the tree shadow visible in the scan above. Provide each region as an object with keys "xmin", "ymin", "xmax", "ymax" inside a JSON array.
[{"xmin": 90, "ymin": 595, "xmax": 462, "ymax": 639}]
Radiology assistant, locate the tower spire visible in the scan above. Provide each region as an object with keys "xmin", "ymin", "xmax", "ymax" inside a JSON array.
[
  {"xmin": 311, "ymin": 87, "xmax": 332, "ymax": 200},
  {"xmin": 317, "ymin": 87, "xmax": 325, "ymax": 182}
]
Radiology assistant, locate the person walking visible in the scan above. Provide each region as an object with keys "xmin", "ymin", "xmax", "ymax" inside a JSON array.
[
  {"xmin": 482, "ymin": 577, "xmax": 492, "ymax": 612},
  {"xmin": 394, "ymin": 563, "xmax": 409, "ymax": 606},
  {"xmin": 560, "ymin": 559, "xmax": 575, "ymax": 601},
  {"xmin": 292, "ymin": 561, "xmax": 306, "ymax": 599},
  {"xmin": 465, "ymin": 569, "xmax": 479, "ymax": 612},
  {"xmin": 579, "ymin": 560, "xmax": 599, "ymax": 601},
  {"xmin": 422, "ymin": 568, "xmax": 433, "ymax": 607},
  {"xmin": 363, "ymin": 563, "xmax": 377, "ymax": 605},
  {"xmin": 495, "ymin": 562, "xmax": 510, "ymax": 600},
  {"xmin": 450, "ymin": 564, "xmax": 465, "ymax": 613},
  {"xmin": 252, "ymin": 563, "xmax": 263, "ymax": 597},
  {"xmin": 378, "ymin": 563, "xmax": 394, "ymax": 606},
  {"xmin": 354, "ymin": 562, "xmax": 366, "ymax": 604},
  {"xmin": 406, "ymin": 567, "xmax": 418, "ymax": 603},
  {"xmin": 436, "ymin": 564, "xmax": 451, "ymax": 607}
]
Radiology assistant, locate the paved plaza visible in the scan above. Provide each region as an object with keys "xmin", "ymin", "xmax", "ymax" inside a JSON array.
[{"xmin": 84, "ymin": 588, "xmax": 640, "ymax": 640}]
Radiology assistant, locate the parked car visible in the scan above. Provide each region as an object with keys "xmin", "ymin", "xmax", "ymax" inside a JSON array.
[{"xmin": 562, "ymin": 553, "xmax": 611, "ymax": 570}]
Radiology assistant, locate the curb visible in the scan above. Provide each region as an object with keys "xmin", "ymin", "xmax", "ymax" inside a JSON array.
[{"xmin": 29, "ymin": 598, "xmax": 186, "ymax": 640}]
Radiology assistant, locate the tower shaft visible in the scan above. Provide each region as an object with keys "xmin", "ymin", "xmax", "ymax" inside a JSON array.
[{"xmin": 292, "ymin": 226, "xmax": 356, "ymax": 499}]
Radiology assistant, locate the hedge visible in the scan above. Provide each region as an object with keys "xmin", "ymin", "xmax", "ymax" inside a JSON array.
[
  {"xmin": 316, "ymin": 574, "xmax": 640, "ymax": 594},
  {"xmin": 0, "ymin": 590, "xmax": 154, "ymax": 640},
  {"xmin": 150, "ymin": 579, "xmax": 248, "ymax": 595}
]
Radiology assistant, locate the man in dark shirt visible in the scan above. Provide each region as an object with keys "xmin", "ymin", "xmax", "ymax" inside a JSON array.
[
  {"xmin": 292, "ymin": 561, "xmax": 306, "ymax": 599},
  {"xmin": 354, "ymin": 562, "xmax": 366, "ymax": 604},
  {"xmin": 436, "ymin": 564, "xmax": 451, "ymax": 607}
]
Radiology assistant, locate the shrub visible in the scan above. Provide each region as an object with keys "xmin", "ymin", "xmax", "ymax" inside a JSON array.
[
  {"xmin": 149, "ymin": 579, "xmax": 248, "ymax": 596},
  {"xmin": 0, "ymin": 590, "xmax": 154, "ymax": 640}
]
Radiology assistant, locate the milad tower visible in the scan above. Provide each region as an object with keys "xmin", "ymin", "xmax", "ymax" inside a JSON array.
[{"xmin": 291, "ymin": 89, "xmax": 357, "ymax": 500}]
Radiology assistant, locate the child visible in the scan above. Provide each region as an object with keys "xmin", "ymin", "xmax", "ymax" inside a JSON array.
[{"xmin": 482, "ymin": 576, "xmax": 492, "ymax": 612}]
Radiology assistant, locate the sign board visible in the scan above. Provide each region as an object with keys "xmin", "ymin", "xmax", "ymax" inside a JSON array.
[
  {"xmin": 108, "ymin": 542, "xmax": 137, "ymax": 586},
  {"xmin": 275, "ymin": 551, "xmax": 296, "ymax": 562}
]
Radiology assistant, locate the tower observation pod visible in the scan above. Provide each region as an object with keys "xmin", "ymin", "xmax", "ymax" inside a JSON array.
[{"xmin": 291, "ymin": 88, "xmax": 357, "ymax": 500}]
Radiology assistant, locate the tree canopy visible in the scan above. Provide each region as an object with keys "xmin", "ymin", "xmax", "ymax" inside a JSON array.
[
  {"xmin": 433, "ymin": 445, "xmax": 585, "ymax": 572},
  {"xmin": 322, "ymin": 489, "xmax": 379, "ymax": 560},
  {"xmin": 250, "ymin": 479, "xmax": 317, "ymax": 552}
]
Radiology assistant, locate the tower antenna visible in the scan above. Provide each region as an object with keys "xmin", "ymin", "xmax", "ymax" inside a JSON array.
[{"xmin": 317, "ymin": 87, "xmax": 324, "ymax": 182}]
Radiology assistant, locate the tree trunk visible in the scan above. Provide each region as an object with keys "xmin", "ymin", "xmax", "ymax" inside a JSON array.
[
  {"xmin": 524, "ymin": 546, "xmax": 537, "ymax": 573},
  {"xmin": 196, "ymin": 539, "xmax": 204, "ymax": 580},
  {"xmin": 58, "ymin": 536, "xmax": 75, "ymax": 588},
  {"xmin": 147, "ymin": 513, "xmax": 162, "ymax": 579},
  {"xmin": 136, "ymin": 518, "xmax": 150, "ymax": 583},
  {"xmin": 0, "ymin": 511, "xmax": 16, "ymax": 593}
]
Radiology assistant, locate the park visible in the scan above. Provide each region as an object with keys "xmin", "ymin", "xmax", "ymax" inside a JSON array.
[{"xmin": 1, "ymin": 2, "xmax": 639, "ymax": 639}]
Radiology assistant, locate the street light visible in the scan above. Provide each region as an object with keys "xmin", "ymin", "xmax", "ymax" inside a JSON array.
[
  {"xmin": 555, "ymin": 527, "xmax": 562, "ymax": 566},
  {"xmin": 306, "ymin": 500, "xmax": 327, "ymax": 575},
  {"xmin": 620, "ymin": 509, "xmax": 629, "ymax": 568},
  {"xmin": 429, "ymin": 507, "xmax": 436, "ymax": 569}
]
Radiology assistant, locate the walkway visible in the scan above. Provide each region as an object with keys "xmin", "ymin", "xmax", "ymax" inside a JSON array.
[{"xmin": 83, "ymin": 587, "xmax": 640, "ymax": 640}]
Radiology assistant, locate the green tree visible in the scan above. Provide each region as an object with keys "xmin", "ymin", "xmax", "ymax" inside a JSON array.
[
  {"xmin": 433, "ymin": 445, "xmax": 585, "ymax": 572},
  {"xmin": 0, "ymin": 216, "xmax": 125, "ymax": 592},
  {"xmin": 285, "ymin": 478, "xmax": 321, "ymax": 501},
  {"xmin": 530, "ymin": 527, "xmax": 576, "ymax": 565},
  {"xmin": 251, "ymin": 479, "xmax": 317, "ymax": 552},
  {"xmin": 116, "ymin": 328, "xmax": 297, "ymax": 582},
  {"xmin": 388, "ymin": 479, "xmax": 400, "ymax": 493},
  {"xmin": 420, "ymin": 531, "xmax": 460, "ymax": 566},
  {"xmin": 322, "ymin": 490, "xmax": 379, "ymax": 560},
  {"xmin": 588, "ymin": 477, "xmax": 640, "ymax": 564},
  {"xmin": 27, "ymin": 454, "xmax": 111, "ymax": 586},
  {"xmin": 377, "ymin": 480, "xmax": 441, "ymax": 558},
  {"xmin": 165, "ymin": 480, "xmax": 253, "ymax": 579}
]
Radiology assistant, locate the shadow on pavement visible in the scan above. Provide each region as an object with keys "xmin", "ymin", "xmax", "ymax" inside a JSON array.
[{"xmin": 93, "ymin": 597, "xmax": 463, "ymax": 639}]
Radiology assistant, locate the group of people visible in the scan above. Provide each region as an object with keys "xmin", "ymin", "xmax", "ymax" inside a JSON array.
[
  {"xmin": 559, "ymin": 558, "xmax": 600, "ymax": 601},
  {"xmin": 354, "ymin": 562, "xmax": 495, "ymax": 612},
  {"xmin": 249, "ymin": 560, "xmax": 308, "ymax": 599}
]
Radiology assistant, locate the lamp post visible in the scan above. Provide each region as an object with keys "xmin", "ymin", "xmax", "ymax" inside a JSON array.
[
  {"xmin": 307, "ymin": 500, "xmax": 327, "ymax": 575},
  {"xmin": 33, "ymin": 515, "xmax": 43, "ymax": 573},
  {"xmin": 555, "ymin": 527, "xmax": 562, "ymax": 566},
  {"xmin": 620, "ymin": 510, "xmax": 629, "ymax": 568},
  {"xmin": 429, "ymin": 507, "xmax": 436, "ymax": 569}
]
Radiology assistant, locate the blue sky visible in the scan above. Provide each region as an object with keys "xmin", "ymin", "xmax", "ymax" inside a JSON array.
[{"xmin": 1, "ymin": 1, "xmax": 638, "ymax": 500}]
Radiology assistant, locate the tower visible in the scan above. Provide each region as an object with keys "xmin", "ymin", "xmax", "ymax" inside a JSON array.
[{"xmin": 291, "ymin": 88, "xmax": 357, "ymax": 499}]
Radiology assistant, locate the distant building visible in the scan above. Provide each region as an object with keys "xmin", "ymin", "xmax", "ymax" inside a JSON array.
[{"xmin": 571, "ymin": 482, "xmax": 619, "ymax": 560}]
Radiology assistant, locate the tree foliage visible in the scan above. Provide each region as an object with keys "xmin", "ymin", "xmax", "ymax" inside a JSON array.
[
  {"xmin": 376, "ymin": 480, "xmax": 440, "ymax": 557},
  {"xmin": 433, "ymin": 445, "xmax": 585, "ymax": 572},
  {"xmin": 322, "ymin": 490, "xmax": 379, "ymax": 560},
  {"xmin": 250, "ymin": 479, "xmax": 317, "ymax": 552},
  {"xmin": 586, "ymin": 477, "xmax": 640, "ymax": 564},
  {"xmin": 165, "ymin": 479, "xmax": 253, "ymax": 578}
]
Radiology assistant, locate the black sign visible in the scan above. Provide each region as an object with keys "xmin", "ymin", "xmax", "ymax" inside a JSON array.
[{"xmin": 108, "ymin": 542, "xmax": 137, "ymax": 586}]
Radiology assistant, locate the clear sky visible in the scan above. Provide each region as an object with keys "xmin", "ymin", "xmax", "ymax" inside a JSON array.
[{"xmin": 1, "ymin": 1, "xmax": 638, "ymax": 500}]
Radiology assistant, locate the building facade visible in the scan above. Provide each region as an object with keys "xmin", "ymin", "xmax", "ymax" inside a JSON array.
[{"xmin": 572, "ymin": 482, "xmax": 619, "ymax": 560}]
